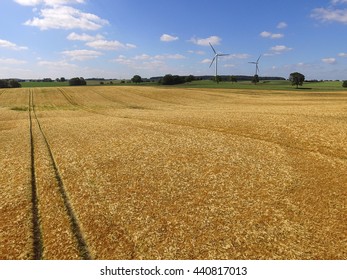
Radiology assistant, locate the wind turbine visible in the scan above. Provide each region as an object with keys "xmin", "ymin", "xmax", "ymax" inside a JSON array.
[
  {"xmin": 249, "ymin": 55, "xmax": 262, "ymax": 76},
  {"xmin": 209, "ymin": 42, "xmax": 230, "ymax": 83}
]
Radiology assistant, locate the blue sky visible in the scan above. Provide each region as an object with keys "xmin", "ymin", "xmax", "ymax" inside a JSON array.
[{"xmin": 1, "ymin": 0, "xmax": 347, "ymax": 80}]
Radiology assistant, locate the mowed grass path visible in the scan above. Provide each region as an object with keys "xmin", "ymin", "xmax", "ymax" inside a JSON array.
[{"xmin": 1, "ymin": 86, "xmax": 346, "ymax": 259}]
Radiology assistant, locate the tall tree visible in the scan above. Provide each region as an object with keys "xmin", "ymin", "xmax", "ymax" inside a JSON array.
[
  {"xmin": 230, "ymin": 76, "xmax": 237, "ymax": 83},
  {"xmin": 289, "ymin": 72, "xmax": 305, "ymax": 89},
  {"xmin": 131, "ymin": 75, "xmax": 143, "ymax": 84},
  {"xmin": 252, "ymin": 74, "xmax": 259, "ymax": 85}
]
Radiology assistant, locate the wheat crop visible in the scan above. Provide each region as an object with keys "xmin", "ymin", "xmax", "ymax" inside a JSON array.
[{"xmin": 1, "ymin": 86, "xmax": 346, "ymax": 259}]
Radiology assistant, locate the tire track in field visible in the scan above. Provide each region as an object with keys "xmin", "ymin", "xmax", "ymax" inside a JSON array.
[
  {"xmin": 58, "ymin": 88, "xmax": 109, "ymax": 116},
  {"xmin": 28, "ymin": 89, "xmax": 43, "ymax": 260},
  {"xmin": 29, "ymin": 89, "xmax": 91, "ymax": 260}
]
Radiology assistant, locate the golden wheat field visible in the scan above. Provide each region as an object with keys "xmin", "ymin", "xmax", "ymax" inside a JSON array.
[{"xmin": 0, "ymin": 86, "xmax": 346, "ymax": 260}]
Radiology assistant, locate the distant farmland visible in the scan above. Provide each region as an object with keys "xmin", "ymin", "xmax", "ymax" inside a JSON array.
[{"xmin": 0, "ymin": 86, "xmax": 346, "ymax": 260}]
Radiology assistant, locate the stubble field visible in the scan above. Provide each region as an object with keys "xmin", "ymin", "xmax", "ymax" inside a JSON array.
[{"xmin": 0, "ymin": 86, "xmax": 346, "ymax": 260}]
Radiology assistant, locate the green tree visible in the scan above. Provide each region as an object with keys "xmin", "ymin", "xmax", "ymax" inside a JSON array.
[
  {"xmin": 8, "ymin": 79, "xmax": 21, "ymax": 88},
  {"xmin": 213, "ymin": 75, "xmax": 222, "ymax": 83},
  {"xmin": 0, "ymin": 80, "xmax": 9, "ymax": 88},
  {"xmin": 252, "ymin": 74, "xmax": 259, "ymax": 85},
  {"xmin": 230, "ymin": 76, "xmax": 237, "ymax": 83},
  {"xmin": 131, "ymin": 75, "xmax": 143, "ymax": 84},
  {"xmin": 342, "ymin": 80, "xmax": 347, "ymax": 88},
  {"xmin": 160, "ymin": 74, "xmax": 185, "ymax": 85},
  {"xmin": 185, "ymin": 75, "xmax": 195, "ymax": 83},
  {"xmin": 69, "ymin": 77, "xmax": 87, "ymax": 86},
  {"xmin": 289, "ymin": 72, "xmax": 305, "ymax": 89}
]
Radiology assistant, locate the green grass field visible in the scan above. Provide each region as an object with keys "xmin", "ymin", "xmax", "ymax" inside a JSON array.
[
  {"xmin": 179, "ymin": 80, "xmax": 346, "ymax": 91},
  {"xmin": 19, "ymin": 79, "xmax": 347, "ymax": 91}
]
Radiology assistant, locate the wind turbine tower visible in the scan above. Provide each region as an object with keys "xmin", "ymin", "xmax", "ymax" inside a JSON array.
[
  {"xmin": 249, "ymin": 55, "xmax": 262, "ymax": 76},
  {"xmin": 209, "ymin": 42, "xmax": 230, "ymax": 83}
]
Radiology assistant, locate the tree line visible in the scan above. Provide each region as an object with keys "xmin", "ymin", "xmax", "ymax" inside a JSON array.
[{"xmin": 0, "ymin": 79, "xmax": 22, "ymax": 88}]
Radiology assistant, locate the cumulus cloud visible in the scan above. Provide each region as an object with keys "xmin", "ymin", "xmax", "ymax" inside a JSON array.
[
  {"xmin": 311, "ymin": 7, "xmax": 347, "ymax": 24},
  {"xmin": 322, "ymin": 57, "xmax": 337, "ymax": 64},
  {"xmin": 38, "ymin": 59, "xmax": 77, "ymax": 68},
  {"xmin": 86, "ymin": 40, "xmax": 136, "ymax": 50},
  {"xmin": 265, "ymin": 45, "xmax": 293, "ymax": 56},
  {"xmin": 190, "ymin": 36, "xmax": 221, "ymax": 46},
  {"xmin": 270, "ymin": 45, "xmax": 293, "ymax": 53},
  {"xmin": 160, "ymin": 34, "xmax": 179, "ymax": 42},
  {"xmin": 260, "ymin": 31, "xmax": 284, "ymax": 39},
  {"xmin": 277, "ymin": 22, "xmax": 288, "ymax": 29},
  {"xmin": 24, "ymin": 5, "xmax": 109, "ymax": 30},
  {"xmin": 61, "ymin": 49, "xmax": 102, "ymax": 61},
  {"xmin": 331, "ymin": 0, "xmax": 347, "ymax": 4},
  {"xmin": 113, "ymin": 53, "xmax": 185, "ymax": 71},
  {"xmin": 154, "ymin": 54, "xmax": 185, "ymax": 60},
  {"xmin": 228, "ymin": 53, "xmax": 250, "ymax": 59},
  {"xmin": 114, "ymin": 55, "xmax": 166, "ymax": 70},
  {"xmin": 0, "ymin": 58, "xmax": 27, "ymax": 65},
  {"xmin": 188, "ymin": 50, "xmax": 205, "ymax": 55},
  {"xmin": 14, "ymin": 0, "xmax": 85, "ymax": 6},
  {"xmin": 0, "ymin": 39, "xmax": 28, "ymax": 50},
  {"xmin": 67, "ymin": 32, "xmax": 104, "ymax": 41},
  {"xmin": 338, "ymin": 52, "xmax": 347, "ymax": 57},
  {"xmin": 201, "ymin": 58, "xmax": 212, "ymax": 64}
]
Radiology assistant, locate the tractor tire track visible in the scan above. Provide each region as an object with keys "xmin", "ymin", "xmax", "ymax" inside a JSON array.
[
  {"xmin": 58, "ymin": 88, "xmax": 108, "ymax": 116},
  {"xmin": 28, "ymin": 89, "xmax": 43, "ymax": 260},
  {"xmin": 29, "ymin": 89, "xmax": 91, "ymax": 260}
]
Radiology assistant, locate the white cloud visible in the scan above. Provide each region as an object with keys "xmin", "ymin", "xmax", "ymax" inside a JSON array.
[
  {"xmin": 201, "ymin": 59, "xmax": 212, "ymax": 64},
  {"xmin": 133, "ymin": 54, "xmax": 151, "ymax": 60},
  {"xmin": 322, "ymin": 57, "xmax": 337, "ymax": 64},
  {"xmin": 114, "ymin": 55, "xmax": 166, "ymax": 70},
  {"xmin": 260, "ymin": 31, "xmax": 284, "ymax": 39},
  {"xmin": 160, "ymin": 34, "xmax": 179, "ymax": 42},
  {"xmin": 188, "ymin": 50, "xmax": 205, "ymax": 55},
  {"xmin": 270, "ymin": 45, "xmax": 293, "ymax": 53},
  {"xmin": 86, "ymin": 40, "xmax": 136, "ymax": 50},
  {"xmin": 154, "ymin": 54, "xmax": 186, "ymax": 60},
  {"xmin": 260, "ymin": 31, "xmax": 272, "ymax": 38},
  {"xmin": 338, "ymin": 52, "xmax": 347, "ymax": 57},
  {"xmin": 24, "ymin": 5, "xmax": 109, "ymax": 30},
  {"xmin": 331, "ymin": 0, "xmax": 347, "ymax": 4},
  {"xmin": 190, "ymin": 36, "xmax": 221, "ymax": 46},
  {"xmin": 113, "ymin": 53, "xmax": 185, "ymax": 71},
  {"xmin": 223, "ymin": 64, "xmax": 235, "ymax": 68},
  {"xmin": 0, "ymin": 58, "xmax": 27, "ymax": 65},
  {"xmin": 311, "ymin": 7, "xmax": 347, "ymax": 24},
  {"xmin": 14, "ymin": 0, "xmax": 85, "ymax": 6},
  {"xmin": 0, "ymin": 39, "xmax": 28, "ymax": 50},
  {"xmin": 125, "ymin": 43, "xmax": 137, "ymax": 49},
  {"xmin": 271, "ymin": 33, "xmax": 284, "ymax": 39},
  {"xmin": 277, "ymin": 22, "xmax": 288, "ymax": 29},
  {"xmin": 67, "ymin": 32, "xmax": 104, "ymax": 41},
  {"xmin": 228, "ymin": 53, "xmax": 250, "ymax": 59},
  {"xmin": 38, "ymin": 59, "xmax": 77, "ymax": 68},
  {"xmin": 61, "ymin": 49, "xmax": 102, "ymax": 61}
]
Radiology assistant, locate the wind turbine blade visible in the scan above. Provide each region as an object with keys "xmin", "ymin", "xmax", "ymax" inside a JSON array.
[
  {"xmin": 219, "ymin": 53, "xmax": 230, "ymax": 56},
  {"xmin": 209, "ymin": 42, "xmax": 217, "ymax": 54},
  {"xmin": 249, "ymin": 62, "xmax": 256, "ymax": 64},
  {"xmin": 257, "ymin": 55, "xmax": 262, "ymax": 63},
  {"xmin": 209, "ymin": 56, "xmax": 216, "ymax": 68}
]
